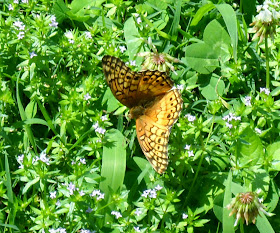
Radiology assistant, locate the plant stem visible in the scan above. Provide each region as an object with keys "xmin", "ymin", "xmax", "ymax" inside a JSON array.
[{"xmin": 265, "ymin": 35, "xmax": 270, "ymax": 89}]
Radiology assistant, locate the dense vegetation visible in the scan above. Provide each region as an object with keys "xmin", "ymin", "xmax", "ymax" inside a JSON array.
[{"xmin": 0, "ymin": 0, "xmax": 280, "ymax": 232}]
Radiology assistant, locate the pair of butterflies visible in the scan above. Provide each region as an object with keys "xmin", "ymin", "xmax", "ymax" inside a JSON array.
[{"xmin": 102, "ymin": 55, "xmax": 183, "ymax": 174}]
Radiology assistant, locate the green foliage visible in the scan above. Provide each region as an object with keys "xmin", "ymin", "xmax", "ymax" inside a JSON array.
[{"xmin": 0, "ymin": 0, "xmax": 280, "ymax": 232}]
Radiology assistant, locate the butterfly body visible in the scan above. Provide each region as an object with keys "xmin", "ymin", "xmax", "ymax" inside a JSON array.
[{"xmin": 102, "ymin": 55, "xmax": 183, "ymax": 174}]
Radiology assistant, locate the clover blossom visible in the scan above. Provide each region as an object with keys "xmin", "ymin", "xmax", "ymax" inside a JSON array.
[
  {"xmin": 227, "ymin": 192, "xmax": 273, "ymax": 226},
  {"xmin": 249, "ymin": 0, "xmax": 280, "ymax": 43}
]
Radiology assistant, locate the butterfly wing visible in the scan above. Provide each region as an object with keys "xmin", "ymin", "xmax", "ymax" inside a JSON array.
[
  {"xmin": 102, "ymin": 55, "xmax": 173, "ymax": 108},
  {"xmin": 135, "ymin": 89, "xmax": 183, "ymax": 174},
  {"xmin": 136, "ymin": 116, "xmax": 169, "ymax": 174}
]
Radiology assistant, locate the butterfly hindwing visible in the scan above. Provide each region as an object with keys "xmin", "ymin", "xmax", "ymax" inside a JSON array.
[{"xmin": 136, "ymin": 116, "xmax": 169, "ymax": 174}]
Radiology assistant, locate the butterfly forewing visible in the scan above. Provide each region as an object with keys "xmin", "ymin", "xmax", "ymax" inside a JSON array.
[
  {"xmin": 102, "ymin": 55, "xmax": 183, "ymax": 174},
  {"xmin": 102, "ymin": 55, "xmax": 174, "ymax": 108}
]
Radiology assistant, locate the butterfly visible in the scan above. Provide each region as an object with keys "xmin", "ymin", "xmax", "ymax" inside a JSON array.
[{"xmin": 102, "ymin": 55, "xmax": 183, "ymax": 174}]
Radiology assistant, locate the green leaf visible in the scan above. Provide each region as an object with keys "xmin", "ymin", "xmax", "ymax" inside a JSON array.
[
  {"xmin": 169, "ymin": 0, "xmax": 182, "ymax": 40},
  {"xmin": 256, "ymin": 212, "xmax": 275, "ymax": 233},
  {"xmin": 236, "ymin": 126, "xmax": 263, "ymax": 167},
  {"xmin": 223, "ymin": 171, "xmax": 234, "ymax": 233},
  {"xmin": 22, "ymin": 177, "xmax": 40, "ymax": 194},
  {"xmin": 100, "ymin": 129, "xmax": 126, "ymax": 196},
  {"xmin": 216, "ymin": 4, "xmax": 238, "ymax": 61},
  {"xmin": 16, "ymin": 75, "xmax": 37, "ymax": 153},
  {"xmin": 184, "ymin": 43, "xmax": 219, "ymax": 74},
  {"xmin": 200, "ymin": 75, "xmax": 225, "ymax": 100},
  {"xmin": 185, "ymin": 20, "xmax": 231, "ymax": 74},
  {"xmin": 191, "ymin": 3, "xmax": 215, "ymax": 26},
  {"xmin": 203, "ymin": 20, "xmax": 231, "ymax": 63},
  {"xmin": 124, "ymin": 17, "xmax": 143, "ymax": 60},
  {"xmin": 267, "ymin": 142, "xmax": 280, "ymax": 171}
]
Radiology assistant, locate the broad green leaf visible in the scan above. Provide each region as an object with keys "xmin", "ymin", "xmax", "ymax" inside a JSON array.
[
  {"xmin": 203, "ymin": 20, "xmax": 231, "ymax": 63},
  {"xmin": 267, "ymin": 142, "xmax": 280, "ymax": 171},
  {"xmin": 124, "ymin": 17, "xmax": 143, "ymax": 60},
  {"xmin": 100, "ymin": 129, "xmax": 126, "ymax": 196},
  {"xmin": 200, "ymin": 75, "xmax": 225, "ymax": 100},
  {"xmin": 256, "ymin": 212, "xmax": 275, "ymax": 233},
  {"xmin": 52, "ymin": 0, "xmax": 70, "ymax": 23},
  {"xmin": 223, "ymin": 171, "xmax": 234, "ymax": 233},
  {"xmin": 102, "ymin": 88, "xmax": 121, "ymax": 113},
  {"xmin": 236, "ymin": 126, "xmax": 263, "ymax": 167},
  {"xmin": 216, "ymin": 4, "xmax": 238, "ymax": 61},
  {"xmin": 185, "ymin": 20, "xmax": 231, "ymax": 74},
  {"xmin": 185, "ymin": 43, "xmax": 219, "ymax": 74}
]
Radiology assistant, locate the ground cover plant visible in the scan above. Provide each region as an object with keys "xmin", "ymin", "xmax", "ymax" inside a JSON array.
[{"xmin": 0, "ymin": 0, "xmax": 280, "ymax": 232}]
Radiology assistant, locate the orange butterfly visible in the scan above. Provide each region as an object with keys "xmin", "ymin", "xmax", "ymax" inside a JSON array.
[{"xmin": 102, "ymin": 55, "xmax": 183, "ymax": 174}]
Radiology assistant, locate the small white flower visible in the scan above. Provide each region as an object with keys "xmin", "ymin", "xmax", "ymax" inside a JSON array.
[
  {"xmin": 177, "ymin": 84, "xmax": 184, "ymax": 91},
  {"xmin": 101, "ymin": 115, "xmax": 108, "ymax": 121},
  {"xmin": 84, "ymin": 93, "xmax": 91, "ymax": 100},
  {"xmin": 91, "ymin": 189, "xmax": 101, "ymax": 197},
  {"xmin": 136, "ymin": 17, "xmax": 142, "ymax": 24},
  {"xmin": 50, "ymin": 191, "xmax": 57, "ymax": 199},
  {"xmin": 79, "ymin": 190, "xmax": 85, "ymax": 196},
  {"xmin": 256, "ymin": 8, "xmax": 273, "ymax": 23},
  {"xmin": 130, "ymin": 60, "xmax": 136, "ymax": 66},
  {"xmin": 17, "ymin": 31, "xmax": 25, "ymax": 39},
  {"xmin": 39, "ymin": 150, "xmax": 50, "ymax": 165},
  {"xmin": 154, "ymin": 184, "xmax": 163, "ymax": 191},
  {"xmin": 255, "ymin": 128, "xmax": 262, "ymax": 134},
  {"xmin": 8, "ymin": 4, "xmax": 14, "ymax": 10},
  {"xmin": 29, "ymin": 51, "xmax": 37, "ymax": 58},
  {"xmin": 17, "ymin": 154, "xmax": 24, "ymax": 163},
  {"xmin": 14, "ymin": 0, "xmax": 19, "ymax": 3},
  {"xmin": 21, "ymin": 0, "xmax": 28, "ymax": 3},
  {"xmin": 244, "ymin": 96, "xmax": 252, "ymax": 106},
  {"xmin": 93, "ymin": 122, "xmax": 99, "ymax": 129},
  {"xmin": 182, "ymin": 213, "xmax": 188, "ymax": 219},
  {"xmin": 49, "ymin": 229, "xmax": 56, "ymax": 233},
  {"xmin": 96, "ymin": 193, "xmax": 105, "ymax": 200},
  {"xmin": 49, "ymin": 15, "xmax": 58, "ymax": 28},
  {"xmin": 149, "ymin": 189, "xmax": 157, "ymax": 198},
  {"xmin": 142, "ymin": 189, "xmax": 151, "ymax": 198},
  {"xmin": 68, "ymin": 39, "xmax": 74, "ymax": 44},
  {"xmin": 188, "ymin": 150, "xmax": 194, "ymax": 157},
  {"xmin": 67, "ymin": 182, "xmax": 76, "ymax": 195},
  {"xmin": 85, "ymin": 31, "xmax": 92, "ymax": 39},
  {"xmin": 80, "ymin": 158, "xmax": 86, "ymax": 164},
  {"xmin": 86, "ymin": 207, "xmax": 93, "ymax": 213},
  {"xmin": 226, "ymin": 122, "xmax": 233, "ymax": 129},
  {"xmin": 184, "ymin": 144, "xmax": 191, "ymax": 150},
  {"xmin": 185, "ymin": 114, "xmax": 196, "ymax": 122},
  {"xmin": 223, "ymin": 113, "xmax": 241, "ymax": 122},
  {"xmin": 96, "ymin": 127, "xmax": 106, "ymax": 135},
  {"xmin": 71, "ymin": 160, "xmax": 76, "ymax": 165},
  {"xmin": 260, "ymin": 87, "xmax": 270, "ymax": 95},
  {"xmin": 56, "ymin": 200, "xmax": 61, "ymax": 207},
  {"xmin": 134, "ymin": 208, "xmax": 142, "ymax": 216},
  {"xmin": 111, "ymin": 211, "xmax": 122, "ymax": 219},
  {"xmin": 134, "ymin": 226, "xmax": 141, "ymax": 232},
  {"xmin": 13, "ymin": 21, "xmax": 25, "ymax": 30},
  {"xmin": 64, "ymin": 31, "xmax": 73, "ymax": 39},
  {"xmin": 119, "ymin": 46, "xmax": 126, "ymax": 53}
]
